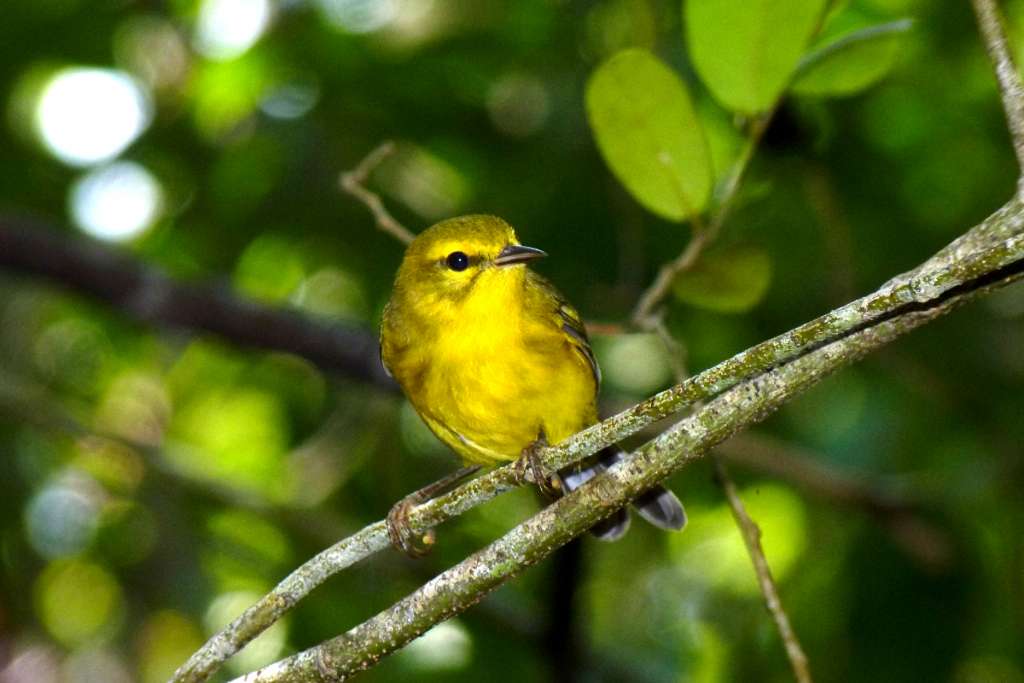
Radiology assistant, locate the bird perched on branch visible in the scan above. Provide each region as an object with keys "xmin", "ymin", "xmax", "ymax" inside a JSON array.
[{"xmin": 380, "ymin": 215, "xmax": 685, "ymax": 555}]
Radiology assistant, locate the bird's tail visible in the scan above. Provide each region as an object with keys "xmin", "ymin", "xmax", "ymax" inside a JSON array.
[{"xmin": 557, "ymin": 446, "xmax": 687, "ymax": 542}]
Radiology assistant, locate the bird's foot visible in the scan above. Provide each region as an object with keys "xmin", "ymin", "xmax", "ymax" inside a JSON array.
[
  {"xmin": 386, "ymin": 494, "xmax": 436, "ymax": 558},
  {"xmin": 385, "ymin": 465, "xmax": 481, "ymax": 558},
  {"xmin": 515, "ymin": 432, "xmax": 561, "ymax": 499}
]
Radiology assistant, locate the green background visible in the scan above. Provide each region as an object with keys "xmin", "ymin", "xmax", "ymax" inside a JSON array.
[{"xmin": 1, "ymin": 0, "xmax": 1022, "ymax": 681}]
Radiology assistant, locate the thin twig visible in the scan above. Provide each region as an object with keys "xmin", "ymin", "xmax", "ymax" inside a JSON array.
[
  {"xmin": 651, "ymin": 317, "xmax": 689, "ymax": 381},
  {"xmin": 718, "ymin": 454, "xmax": 811, "ymax": 680},
  {"xmin": 631, "ymin": 228, "xmax": 712, "ymax": 327},
  {"xmin": 631, "ymin": 114, "xmax": 770, "ymax": 327},
  {"xmin": 339, "ymin": 141, "xmax": 417, "ymax": 244},
  {"xmin": 718, "ymin": 434, "xmax": 955, "ymax": 571},
  {"xmin": 971, "ymin": 0, "xmax": 1024, "ymax": 189},
  {"xmin": 714, "ymin": 459, "xmax": 812, "ymax": 683},
  {"xmin": 173, "ymin": 197, "xmax": 1024, "ymax": 682},
  {"xmin": 653, "ymin": 303, "xmax": 812, "ymax": 683}
]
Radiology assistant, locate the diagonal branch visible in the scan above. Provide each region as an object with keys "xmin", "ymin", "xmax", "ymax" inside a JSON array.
[
  {"xmin": 231, "ymin": 244, "xmax": 1024, "ymax": 681},
  {"xmin": 972, "ymin": 0, "xmax": 1024, "ymax": 187},
  {"xmin": 174, "ymin": 196, "xmax": 1024, "ymax": 683}
]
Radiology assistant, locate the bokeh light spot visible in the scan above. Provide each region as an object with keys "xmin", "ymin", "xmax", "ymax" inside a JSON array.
[
  {"xmin": 293, "ymin": 267, "xmax": 367, "ymax": 320},
  {"xmin": 670, "ymin": 484, "xmax": 807, "ymax": 596},
  {"xmin": 34, "ymin": 558, "xmax": 123, "ymax": 646},
  {"xmin": 379, "ymin": 145, "xmax": 471, "ymax": 219},
  {"xmin": 61, "ymin": 648, "xmax": 132, "ymax": 683},
  {"xmin": 35, "ymin": 68, "xmax": 151, "ymax": 167},
  {"xmin": 316, "ymin": 0, "xmax": 397, "ymax": 33},
  {"xmin": 137, "ymin": 611, "xmax": 205, "ymax": 683},
  {"xmin": 115, "ymin": 16, "xmax": 189, "ymax": 91},
  {"xmin": 400, "ymin": 620, "xmax": 472, "ymax": 671},
  {"xmin": 32, "ymin": 315, "xmax": 111, "ymax": 395},
  {"xmin": 192, "ymin": 56, "xmax": 270, "ymax": 138},
  {"xmin": 0, "ymin": 643, "xmax": 61, "ymax": 683},
  {"xmin": 169, "ymin": 387, "xmax": 290, "ymax": 498},
  {"xmin": 94, "ymin": 372, "xmax": 172, "ymax": 446},
  {"xmin": 25, "ymin": 478, "xmax": 101, "ymax": 558},
  {"xmin": 204, "ymin": 509, "xmax": 291, "ymax": 591},
  {"xmin": 598, "ymin": 333, "xmax": 673, "ymax": 394},
  {"xmin": 487, "ymin": 73, "xmax": 550, "ymax": 137},
  {"xmin": 194, "ymin": 0, "xmax": 273, "ymax": 61},
  {"xmin": 234, "ymin": 234, "xmax": 306, "ymax": 303},
  {"xmin": 260, "ymin": 79, "xmax": 320, "ymax": 119},
  {"xmin": 70, "ymin": 161, "xmax": 163, "ymax": 242}
]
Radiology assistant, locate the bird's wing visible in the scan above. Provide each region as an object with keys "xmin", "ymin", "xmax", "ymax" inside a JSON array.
[{"xmin": 527, "ymin": 271, "xmax": 601, "ymax": 388}]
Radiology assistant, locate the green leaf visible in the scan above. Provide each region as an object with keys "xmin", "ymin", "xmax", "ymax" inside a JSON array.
[
  {"xmin": 672, "ymin": 246, "xmax": 772, "ymax": 313},
  {"xmin": 685, "ymin": 0, "xmax": 828, "ymax": 114},
  {"xmin": 586, "ymin": 48, "xmax": 712, "ymax": 221},
  {"xmin": 792, "ymin": 19, "xmax": 913, "ymax": 97}
]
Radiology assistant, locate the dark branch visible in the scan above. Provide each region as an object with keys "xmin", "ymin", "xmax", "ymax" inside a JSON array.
[{"xmin": 0, "ymin": 215, "xmax": 397, "ymax": 392}]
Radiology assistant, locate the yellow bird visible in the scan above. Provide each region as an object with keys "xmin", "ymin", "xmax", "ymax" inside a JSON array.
[{"xmin": 381, "ymin": 215, "xmax": 685, "ymax": 554}]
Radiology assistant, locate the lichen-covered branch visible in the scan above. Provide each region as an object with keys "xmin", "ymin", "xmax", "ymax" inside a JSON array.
[
  {"xmin": 971, "ymin": 0, "xmax": 1024, "ymax": 186},
  {"xmin": 230, "ymin": 252, "xmax": 1023, "ymax": 681},
  {"xmin": 177, "ymin": 197, "xmax": 1024, "ymax": 682}
]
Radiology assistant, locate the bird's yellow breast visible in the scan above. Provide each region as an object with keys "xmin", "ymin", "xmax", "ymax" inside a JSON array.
[{"xmin": 382, "ymin": 268, "xmax": 597, "ymax": 465}]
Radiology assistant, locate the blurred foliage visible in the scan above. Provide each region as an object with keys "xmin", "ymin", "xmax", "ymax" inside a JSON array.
[
  {"xmin": 586, "ymin": 48, "xmax": 711, "ymax": 220},
  {"xmin": 0, "ymin": 0, "xmax": 1023, "ymax": 682}
]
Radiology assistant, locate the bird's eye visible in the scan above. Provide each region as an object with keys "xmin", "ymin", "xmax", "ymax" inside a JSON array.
[{"xmin": 446, "ymin": 251, "xmax": 470, "ymax": 271}]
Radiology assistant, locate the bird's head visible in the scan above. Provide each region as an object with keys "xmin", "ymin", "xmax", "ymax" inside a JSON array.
[{"xmin": 392, "ymin": 215, "xmax": 546, "ymax": 309}]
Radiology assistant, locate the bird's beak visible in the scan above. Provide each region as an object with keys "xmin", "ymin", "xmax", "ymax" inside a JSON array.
[{"xmin": 494, "ymin": 244, "xmax": 547, "ymax": 267}]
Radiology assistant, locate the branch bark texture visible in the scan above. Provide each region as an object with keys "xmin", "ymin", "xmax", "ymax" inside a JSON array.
[
  {"xmin": 232, "ymin": 240, "xmax": 1023, "ymax": 680},
  {"xmin": 198, "ymin": 199, "xmax": 1024, "ymax": 682}
]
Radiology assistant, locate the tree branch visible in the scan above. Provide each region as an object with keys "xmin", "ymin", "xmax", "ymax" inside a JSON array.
[
  {"xmin": 971, "ymin": 0, "xmax": 1024, "ymax": 188},
  {"xmin": 176, "ymin": 196, "xmax": 1024, "ymax": 682},
  {"xmin": 231, "ymin": 240, "xmax": 1024, "ymax": 680},
  {"xmin": 338, "ymin": 141, "xmax": 416, "ymax": 244},
  {"xmin": 0, "ymin": 216, "xmax": 398, "ymax": 392},
  {"xmin": 341, "ymin": 129, "xmax": 807, "ymax": 682}
]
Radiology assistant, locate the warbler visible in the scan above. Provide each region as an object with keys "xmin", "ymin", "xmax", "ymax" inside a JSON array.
[{"xmin": 380, "ymin": 215, "xmax": 685, "ymax": 553}]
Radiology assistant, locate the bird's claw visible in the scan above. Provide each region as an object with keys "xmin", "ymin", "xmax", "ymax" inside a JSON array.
[
  {"xmin": 386, "ymin": 496, "xmax": 435, "ymax": 558},
  {"xmin": 515, "ymin": 432, "xmax": 561, "ymax": 499}
]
